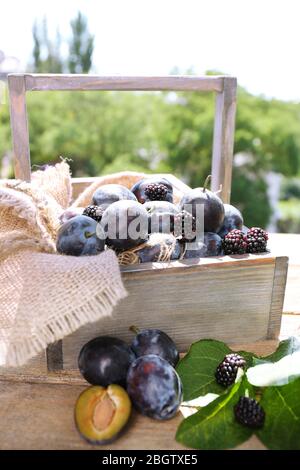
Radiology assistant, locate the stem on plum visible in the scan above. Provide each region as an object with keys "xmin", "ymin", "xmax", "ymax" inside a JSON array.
[
  {"xmin": 84, "ymin": 231, "xmax": 96, "ymax": 239},
  {"xmin": 203, "ymin": 175, "xmax": 211, "ymax": 192},
  {"xmin": 129, "ymin": 325, "xmax": 140, "ymax": 335}
]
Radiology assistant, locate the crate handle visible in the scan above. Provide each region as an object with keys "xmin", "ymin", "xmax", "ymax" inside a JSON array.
[{"xmin": 8, "ymin": 74, "xmax": 236, "ymax": 203}]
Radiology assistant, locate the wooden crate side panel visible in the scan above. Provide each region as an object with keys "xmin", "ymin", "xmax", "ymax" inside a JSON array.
[
  {"xmin": 62, "ymin": 260, "xmax": 275, "ymax": 370},
  {"xmin": 267, "ymin": 256, "xmax": 289, "ymax": 338}
]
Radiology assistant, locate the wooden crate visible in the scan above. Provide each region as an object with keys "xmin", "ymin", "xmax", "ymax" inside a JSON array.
[{"xmin": 7, "ymin": 74, "xmax": 288, "ymax": 373}]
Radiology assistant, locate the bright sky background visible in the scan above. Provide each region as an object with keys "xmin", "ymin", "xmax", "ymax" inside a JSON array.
[{"xmin": 1, "ymin": 0, "xmax": 300, "ymax": 101}]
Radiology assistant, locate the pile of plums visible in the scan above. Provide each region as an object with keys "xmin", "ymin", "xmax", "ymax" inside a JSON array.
[
  {"xmin": 56, "ymin": 175, "xmax": 251, "ymax": 261},
  {"xmin": 74, "ymin": 327, "xmax": 182, "ymax": 445}
]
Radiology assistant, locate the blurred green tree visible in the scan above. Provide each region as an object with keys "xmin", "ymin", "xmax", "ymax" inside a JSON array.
[
  {"xmin": 30, "ymin": 12, "xmax": 94, "ymax": 74},
  {"xmin": 1, "ymin": 72, "xmax": 300, "ymax": 228},
  {"xmin": 31, "ymin": 18, "xmax": 63, "ymax": 73},
  {"xmin": 68, "ymin": 12, "xmax": 94, "ymax": 73}
]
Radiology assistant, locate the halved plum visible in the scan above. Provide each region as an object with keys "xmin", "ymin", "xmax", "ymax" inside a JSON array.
[{"xmin": 75, "ymin": 385, "xmax": 131, "ymax": 445}]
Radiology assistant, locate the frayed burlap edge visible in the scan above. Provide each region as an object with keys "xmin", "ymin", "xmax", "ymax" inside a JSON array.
[{"xmin": 5, "ymin": 280, "xmax": 127, "ymax": 368}]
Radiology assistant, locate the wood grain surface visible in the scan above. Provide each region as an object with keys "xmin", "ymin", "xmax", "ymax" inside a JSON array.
[
  {"xmin": 23, "ymin": 74, "xmax": 225, "ymax": 92},
  {"xmin": 211, "ymin": 76, "xmax": 237, "ymax": 202},
  {"xmin": 8, "ymin": 75, "xmax": 31, "ymax": 181},
  {"xmin": 0, "ymin": 337, "xmax": 287, "ymax": 451},
  {"xmin": 0, "ymin": 378, "xmax": 267, "ymax": 450}
]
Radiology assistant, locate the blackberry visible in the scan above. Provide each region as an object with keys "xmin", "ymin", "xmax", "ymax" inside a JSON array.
[
  {"xmin": 83, "ymin": 205, "xmax": 104, "ymax": 223},
  {"xmin": 234, "ymin": 396, "xmax": 265, "ymax": 428},
  {"xmin": 215, "ymin": 353, "xmax": 246, "ymax": 387},
  {"xmin": 144, "ymin": 183, "xmax": 168, "ymax": 201},
  {"xmin": 246, "ymin": 227, "xmax": 268, "ymax": 253},
  {"xmin": 223, "ymin": 229, "xmax": 248, "ymax": 255},
  {"xmin": 173, "ymin": 210, "xmax": 196, "ymax": 241}
]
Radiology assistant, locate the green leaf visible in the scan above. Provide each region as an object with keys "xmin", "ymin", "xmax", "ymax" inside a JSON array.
[
  {"xmin": 253, "ymin": 337, "xmax": 300, "ymax": 365},
  {"xmin": 257, "ymin": 377, "xmax": 300, "ymax": 450},
  {"xmin": 176, "ymin": 377, "xmax": 253, "ymax": 450},
  {"xmin": 176, "ymin": 339, "xmax": 253, "ymax": 401},
  {"xmin": 176, "ymin": 339, "xmax": 231, "ymax": 400}
]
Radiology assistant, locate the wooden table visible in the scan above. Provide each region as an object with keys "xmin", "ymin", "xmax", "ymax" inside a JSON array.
[{"xmin": 0, "ymin": 234, "xmax": 299, "ymax": 450}]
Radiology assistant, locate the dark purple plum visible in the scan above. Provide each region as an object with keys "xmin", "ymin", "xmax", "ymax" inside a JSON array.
[
  {"xmin": 127, "ymin": 355, "xmax": 182, "ymax": 420},
  {"xmin": 145, "ymin": 201, "xmax": 179, "ymax": 234},
  {"xmin": 78, "ymin": 336, "xmax": 136, "ymax": 387},
  {"xmin": 131, "ymin": 177, "xmax": 173, "ymax": 204},
  {"xmin": 183, "ymin": 232, "xmax": 223, "ymax": 259},
  {"xmin": 100, "ymin": 200, "xmax": 149, "ymax": 251},
  {"xmin": 92, "ymin": 184, "xmax": 137, "ymax": 209},
  {"xmin": 183, "ymin": 240, "xmax": 207, "ymax": 259},
  {"xmin": 137, "ymin": 233, "xmax": 182, "ymax": 263},
  {"xmin": 218, "ymin": 204, "xmax": 244, "ymax": 238},
  {"xmin": 56, "ymin": 215, "xmax": 105, "ymax": 256},
  {"xmin": 179, "ymin": 176, "xmax": 225, "ymax": 233},
  {"xmin": 130, "ymin": 326, "xmax": 179, "ymax": 367},
  {"xmin": 204, "ymin": 232, "xmax": 223, "ymax": 256},
  {"xmin": 59, "ymin": 207, "xmax": 83, "ymax": 225}
]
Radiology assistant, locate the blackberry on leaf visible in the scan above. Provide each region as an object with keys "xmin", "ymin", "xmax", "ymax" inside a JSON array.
[
  {"xmin": 246, "ymin": 227, "xmax": 268, "ymax": 253},
  {"xmin": 83, "ymin": 205, "xmax": 104, "ymax": 223},
  {"xmin": 144, "ymin": 183, "xmax": 169, "ymax": 201},
  {"xmin": 223, "ymin": 229, "xmax": 248, "ymax": 255},
  {"xmin": 215, "ymin": 353, "xmax": 246, "ymax": 387},
  {"xmin": 234, "ymin": 396, "xmax": 265, "ymax": 428}
]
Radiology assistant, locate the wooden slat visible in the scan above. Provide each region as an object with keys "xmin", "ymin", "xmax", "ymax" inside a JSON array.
[
  {"xmin": 120, "ymin": 252, "xmax": 275, "ymax": 275},
  {"xmin": 21, "ymin": 74, "xmax": 224, "ymax": 92},
  {"xmin": 211, "ymin": 77, "xmax": 237, "ymax": 203},
  {"xmin": 267, "ymin": 256, "xmax": 289, "ymax": 338},
  {"xmin": 46, "ymin": 341, "xmax": 63, "ymax": 372},
  {"xmin": 0, "ymin": 351, "xmax": 47, "ymax": 377},
  {"xmin": 8, "ymin": 75, "xmax": 31, "ymax": 181},
  {"xmin": 0, "ymin": 377, "xmax": 267, "ymax": 450}
]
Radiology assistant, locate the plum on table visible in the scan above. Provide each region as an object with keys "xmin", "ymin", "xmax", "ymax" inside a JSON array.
[
  {"xmin": 130, "ymin": 326, "xmax": 179, "ymax": 367},
  {"xmin": 127, "ymin": 355, "xmax": 183, "ymax": 420},
  {"xmin": 78, "ymin": 336, "xmax": 136, "ymax": 387},
  {"xmin": 75, "ymin": 384, "xmax": 131, "ymax": 444}
]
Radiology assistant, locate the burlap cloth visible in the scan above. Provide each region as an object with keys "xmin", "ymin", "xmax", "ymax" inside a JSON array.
[{"xmin": 1, "ymin": 162, "xmax": 176, "ymax": 367}]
